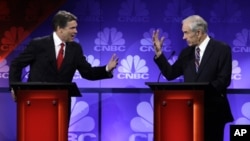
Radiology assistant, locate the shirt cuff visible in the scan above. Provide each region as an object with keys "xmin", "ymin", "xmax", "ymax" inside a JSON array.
[{"xmin": 106, "ymin": 65, "xmax": 109, "ymax": 72}]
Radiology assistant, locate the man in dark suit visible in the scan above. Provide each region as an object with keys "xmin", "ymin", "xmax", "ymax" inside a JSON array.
[
  {"xmin": 9, "ymin": 10, "xmax": 118, "ymax": 96},
  {"xmin": 152, "ymin": 15, "xmax": 233, "ymax": 141}
]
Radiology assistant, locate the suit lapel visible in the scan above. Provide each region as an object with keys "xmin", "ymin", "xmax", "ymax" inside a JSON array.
[
  {"xmin": 59, "ymin": 42, "xmax": 73, "ymax": 70},
  {"xmin": 190, "ymin": 47, "xmax": 197, "ymax": 74},
  {"xmin": 46, "ymin": 35, "xmax": 58, "ymax": 71},
  {"xmin": 197, "ymin": 39, "xmax": 214, "ymax": 75}
]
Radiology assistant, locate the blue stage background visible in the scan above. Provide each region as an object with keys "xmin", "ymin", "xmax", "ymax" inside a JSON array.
[{"xmin": 0, "ymin": 0, "xmax": 250, "ymax": 141}]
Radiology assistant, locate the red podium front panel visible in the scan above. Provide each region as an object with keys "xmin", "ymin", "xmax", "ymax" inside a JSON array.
[
  {"xmin": 154, "ymin": 90, "xmax": 204, "ymax": 141},
  {"xmin": 16, "ymin": 90, "xmax": 69, "ymax": 141},
  {"xmin": 157, "ymin": 99, "xmax": 193, "ymax": 141}
]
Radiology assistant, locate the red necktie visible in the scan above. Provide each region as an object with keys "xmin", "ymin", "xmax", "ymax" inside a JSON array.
[{"xmin": 57, "ymin": 43, "xmax": 64, "ymax": 70}]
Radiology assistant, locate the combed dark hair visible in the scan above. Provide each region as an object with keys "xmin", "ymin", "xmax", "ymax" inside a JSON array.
[{"xmin": 52, "ymin": 10, "xmax": 77, "ymax": 31}]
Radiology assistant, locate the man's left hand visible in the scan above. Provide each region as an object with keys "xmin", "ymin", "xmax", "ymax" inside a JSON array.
[{"xmin": 107, "ymin": 54, "xmax": 119, "ymax": 72}]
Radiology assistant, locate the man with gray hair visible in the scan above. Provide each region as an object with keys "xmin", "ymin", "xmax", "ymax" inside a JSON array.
[{"xmin": 152, "ymin": 15, "xmax": 233, "ymax": 141}]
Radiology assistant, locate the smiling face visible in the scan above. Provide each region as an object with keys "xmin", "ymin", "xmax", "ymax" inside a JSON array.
[{"xmin": 57, "ymin": 20, "xmax": 77, "ymax": 42}]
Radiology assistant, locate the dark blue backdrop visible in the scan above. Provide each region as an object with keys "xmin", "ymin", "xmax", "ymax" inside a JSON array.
[{"xmin": 0, "ymin": 0, "xmax": 250, "ymax": 141}]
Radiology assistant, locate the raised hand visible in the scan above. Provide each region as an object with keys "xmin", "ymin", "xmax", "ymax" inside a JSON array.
[
  {"xmin": 107, "ymin": 53, "xmax": 119, "ymax": 72},
  {"xmin": 152, "ymin": 29, "xmax": 165, "ymax": 57}
]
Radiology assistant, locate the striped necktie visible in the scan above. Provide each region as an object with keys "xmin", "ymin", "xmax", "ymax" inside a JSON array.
[{"xmin": 195, "ymin": 47, "xmax": 200, "ymax": 72}]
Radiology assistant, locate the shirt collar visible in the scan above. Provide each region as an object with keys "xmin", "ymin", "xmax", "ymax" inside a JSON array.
[
  {"xmin": 53, "ymin": 32, "xmax": 64, "ymax": 47},
  {"xmin": 198, "ymin": 35, "xmax": 210, "ymax": 52}
]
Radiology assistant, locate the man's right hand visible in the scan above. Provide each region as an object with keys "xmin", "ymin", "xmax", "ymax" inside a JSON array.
[
  {"xmin": 152, "ymin": 29, "xmax": 165, "ymax": 58},
  {"xmin": 10, "ymin": 88, "xmax": 16, "ymax": 102}
]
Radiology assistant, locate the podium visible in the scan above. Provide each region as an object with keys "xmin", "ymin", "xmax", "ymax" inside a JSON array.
[
  {"xmin": 145, "ymin": 82, "xmax": 209, "ymax": 141},
  {"xmin": 10, "ymin": 82, "xmax": 81, "ymax": 141}
]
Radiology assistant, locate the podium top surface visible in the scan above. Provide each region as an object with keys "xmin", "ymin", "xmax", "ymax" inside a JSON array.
[
  {"xmin": 145, "ymin": 82, "xmax": 209, "ymax": 90},
  {"xmin": 10, "ymin": 82, "xmax": 81, "ymax": 97}
]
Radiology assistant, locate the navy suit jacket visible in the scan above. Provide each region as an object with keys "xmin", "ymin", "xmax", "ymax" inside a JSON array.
[
  {"xmin": 9, "ymin": 35, "xmax": 112, "ymax": 83},
  {"xmin": 154, "ymin": 38, "xmax": 233, "ymax": 123}
]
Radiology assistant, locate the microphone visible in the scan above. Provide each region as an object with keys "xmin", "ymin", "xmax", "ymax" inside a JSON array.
[{"xmin": 157, "ymin": 51, "xmax": 176, "ymax": 82}]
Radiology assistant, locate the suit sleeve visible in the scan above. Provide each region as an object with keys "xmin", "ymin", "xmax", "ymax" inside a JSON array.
[
  {"xmin": 154, "ymin": 52, "xmax": 183, "ymax": 80},
  {"xmin": 74, "ymin": 43, "xmax": 113, "ymax": 80},
  {"xmin": 210, "ymin": 44, "xmax": 232, "ymax": 94},
  {"xmin": 9, "ymin": 40, "xmax": 36, "ymax": 83}
]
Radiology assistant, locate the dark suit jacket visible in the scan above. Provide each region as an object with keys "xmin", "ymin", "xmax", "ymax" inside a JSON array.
[
  {"xmin": 9, "ymin": 35, "xmax": 112, "ymax": 83},
  {"xmin": 154, "ymin": 38, "xmax": 234, "ymax": 123}
]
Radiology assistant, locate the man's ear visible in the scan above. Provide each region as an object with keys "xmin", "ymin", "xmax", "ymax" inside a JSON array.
[{"xmin": 56, "ymin": 26, "xmax": 62, "ymax": 32}]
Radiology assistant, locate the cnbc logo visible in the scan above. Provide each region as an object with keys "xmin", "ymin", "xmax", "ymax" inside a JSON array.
[
  {"xmin": 232, "ymin": 29, "xmax": 250, "ymax": 53},
  {"xmin": 234, "ymin": 102, "xmax": 250, "ymax": 124},
  {"xmin": 117, "ymin": 55, "xmax": 149, "ymax": 79},
  {"xmin": 232, "ymin": 60, "xmax": 241, "ymax": 80},
  {"xmin": 0, "ymin": 59, "xmax": 9, "ymax": 79},
  {"xmin": 117, "ymin": 0, "xmax": 150, "ymax": 22},
  {"xmin": 68, "ymin": 97, "xmax": 96, "ymax": 141},
  {"xmin": 140, "ymin": 28, "xmax": 172, "ymax": 52},
  {"xmin": 129, "ymin": 95, "xmax": 153, "ymax": 141},
  {"xmin": 94, "ymin": 27, "xmax": 126, "ymax": 52}
]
